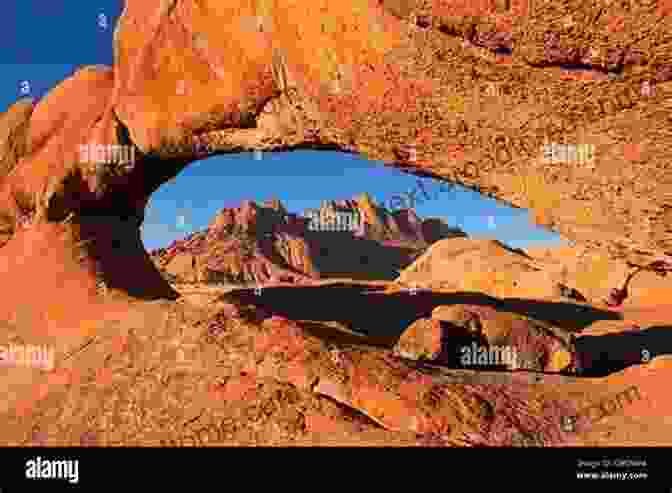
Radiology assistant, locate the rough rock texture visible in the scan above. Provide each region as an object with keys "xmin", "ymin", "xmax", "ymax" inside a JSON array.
[
  {"xmin": 393, "ymin": 317, "xmax": 447, "ymax": 361},
  {"xmin": 432, "ymin": 304, "xmax": 483, "ymax": 327},
  {"xmin": 0, "ymin": 98, "xmax": 34, "ymax": 247},
  {"xmin": 150, "ymin": 197, "xmax": 465, "ymax": 284},
  {"xmin": 526, "ymin": 245, "xmax": 672, "ymax": 306},
  {"xmin": 8, "ymin": 294, "xmax": 670, "ymax": 448}
]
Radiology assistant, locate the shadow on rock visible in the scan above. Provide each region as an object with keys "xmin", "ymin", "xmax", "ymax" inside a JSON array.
[
  {"xmin": 496, "ymin": 297, "xmax": 618, "ymax": 331},
  {"xmin": 219, "ymin": 284, "xmax": 622, "ymax": 345},
  {"xmin": 575, "ymin": 325, "xmax": 672, "ymax": 377},
  {"xmin": 305, "ymin": 232, "xmax": 422, "ymax": 281}
]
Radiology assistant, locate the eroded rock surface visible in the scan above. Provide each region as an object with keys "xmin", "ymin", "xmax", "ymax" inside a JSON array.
[
  {"xmin": 0, "ymin": 302, "xmax": 586, "ymax": 447},
  {"xmin": 526, "ymin": 245, "xmax": 672, "ymax": 307}
]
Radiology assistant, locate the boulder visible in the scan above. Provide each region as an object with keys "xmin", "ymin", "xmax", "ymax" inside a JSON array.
[
  {"xmin": 427, "ymin": 304, "xmax": 575, "ymax": 372},
  {"xmin": 431, "ymin": 305, "xmax": 482, "ymax": 333},
  {"xmin": 393, "ymin": 318, "xmax": 446, "ymax": 361}
]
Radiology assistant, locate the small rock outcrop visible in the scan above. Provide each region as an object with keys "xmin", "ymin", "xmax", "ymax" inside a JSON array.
[{"xmin": 393, "ymin": 318, "xmax": 447, "ymax": 361}]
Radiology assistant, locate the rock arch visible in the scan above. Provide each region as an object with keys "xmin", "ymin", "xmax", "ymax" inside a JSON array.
[{"xmin": 0, "ymin": 0, "xmax": 671, "ymax": 329}]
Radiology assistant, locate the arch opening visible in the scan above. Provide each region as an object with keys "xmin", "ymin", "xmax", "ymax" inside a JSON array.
[{"xmin": 143, "ymin": 149, "xmax": 565, "ymax": 290}]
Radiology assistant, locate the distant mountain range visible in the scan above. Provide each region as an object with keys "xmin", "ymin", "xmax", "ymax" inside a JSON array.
[{"xmin": 150, "ymin": 193, "xmax": 467, "ymax": 284}]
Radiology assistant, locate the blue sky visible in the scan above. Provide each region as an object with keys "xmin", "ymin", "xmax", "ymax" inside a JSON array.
[{"xmin": 1, "ymin": 0, "xmax": 564, "ymax": 251}]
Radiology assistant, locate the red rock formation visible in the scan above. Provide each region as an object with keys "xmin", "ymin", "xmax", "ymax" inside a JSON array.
[
  {"xmin": 525, "ymin": 245, "xmax": 672, "ymax": 306},
  {"xmin": 309, "ymin": 193, "xmax": 462, "ymax": 245},
  {"xmin": 151, "ymin": 196, "xmax": 466, "ymax": 284},
  {"xmin": 152, "ymin": 199, "xmax": 319, "ymax": 284}
]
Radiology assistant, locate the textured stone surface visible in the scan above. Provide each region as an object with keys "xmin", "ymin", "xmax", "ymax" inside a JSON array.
[
  {"xmin": 2, "ymin": 273, "xmax": 672, "ymax": 447},
  {"xmin": 526, "ymin": 245, "xmax": 672, "ymax": 306},
  {"xmin": 320, "ymin": 193, "xmax": 466, "ymax": 244},
  {"xmin": 152, "ymin": 199, "xmax": 320, "ymax": 284},
  {"xmin": 0, "ymin": 98, "xmax": 33, "ymax": 183},
  {"xmin": 432, "ymin": 304, "xmax": 482, "ymax": 329}
]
